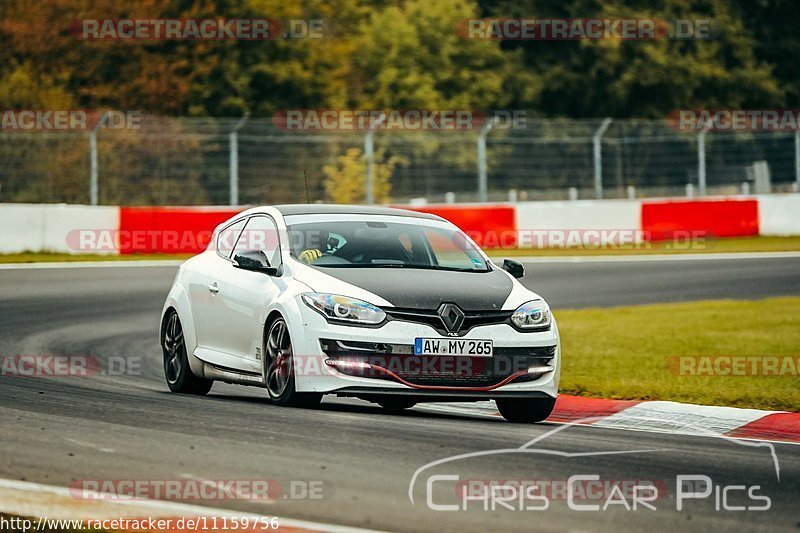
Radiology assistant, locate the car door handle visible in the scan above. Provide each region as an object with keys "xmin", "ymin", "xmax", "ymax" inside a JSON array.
[{"xmin": 207, "ymin": 282, "xmax": 219, "ymax": 294}]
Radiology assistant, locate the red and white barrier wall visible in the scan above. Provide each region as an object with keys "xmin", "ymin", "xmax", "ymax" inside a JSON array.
[{"xmin": 1, "ymin": 195, "xmax": 798, "ymax": 254}]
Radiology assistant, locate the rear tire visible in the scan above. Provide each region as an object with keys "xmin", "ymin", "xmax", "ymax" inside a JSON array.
[
  {"xmin": 265, "ymin": 317, "xmax": 322, "ymax": 408},
  {"xmin": 377, "ymin": 398, "xmax": 417, "ymax": 412},
  {"xmin": 162, "ymin": 310, "xmax": 213, "ymax": 395},
  {"xmin": 496, "ymin": 397, "xmax": 556, "ymax": 423}
]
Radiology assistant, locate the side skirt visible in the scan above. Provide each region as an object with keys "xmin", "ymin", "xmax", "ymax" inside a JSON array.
[{"xmin": 203, "ymin": 362, "xmax": 265, "ymax": 387}]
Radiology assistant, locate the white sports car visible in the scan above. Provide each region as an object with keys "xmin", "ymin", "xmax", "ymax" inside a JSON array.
[{"xmin": 160, "ymin": 205, "xmax": 560, "ymax": 422}]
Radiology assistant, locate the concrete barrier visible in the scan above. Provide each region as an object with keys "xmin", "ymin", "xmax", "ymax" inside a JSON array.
[
  {"xmin": 641, "ymin": 198, "xmax": 759, "ymax": 241},
  {"xmin": 515, "ymin": 200, "xmax": 642, "ymax": 246},
  {"xmin": 0, "ymin": 204, "xmax": 118, "ymax": 254},
  {"xmin": 756, "ymin": 194, "xmax": 800, "ymax": 236},
  {"xmin": 118, "ymin": 206, "xmax": 239, "ymax": 254},
  {"xmin": 0, "ymin": 195, "xmax": 797, "ymax": 255}
]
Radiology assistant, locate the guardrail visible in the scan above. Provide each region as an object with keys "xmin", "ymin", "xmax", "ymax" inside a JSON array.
[{"xmin": 3, "ymin": 116, "xmax": 800, "ymax": 206}]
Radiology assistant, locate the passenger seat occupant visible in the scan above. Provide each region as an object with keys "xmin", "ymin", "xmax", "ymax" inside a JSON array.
[{"xmin": 299, "ymin": 249, "xmax": 323, "ymax": 264}]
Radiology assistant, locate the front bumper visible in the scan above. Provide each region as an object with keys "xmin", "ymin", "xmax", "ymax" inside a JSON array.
[{"xmin": 290, "ymin": 302, "xmax": 561, "ymax": 400}]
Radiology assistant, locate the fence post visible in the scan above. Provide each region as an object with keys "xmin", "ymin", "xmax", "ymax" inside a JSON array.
[
  {"xmin": 697, "ymin": 127, "xmax": 708, "ymax": 196},
  {"xmin": 229, "ymin": 114, "xmax": 249, "ymax": 207},
  {"xmin": 89, "ymin": 133, "xmax": 98, "ymax": 206},
  {"xmin": 795, "ymin": 130, "xmax": 799, "ymax": 190},
  {"xmin": 364, "ymin": 112, "xmax": 386, "ymax": 204},
  {"xmin": 592, "ymin": 118, "xmax": 613, "ymax": 200},
  {"xmin": 89, "ymin": 112, "xmax": 109, "ymax": 206},
  {"xmin": 477, "ymin": 117, "xmax": 497, "ymax": 202}
]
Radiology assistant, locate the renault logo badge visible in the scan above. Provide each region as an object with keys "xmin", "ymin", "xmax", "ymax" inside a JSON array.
[{"xmin": 438, "ymin": 303, "xmax": 465, "ymax": 333}]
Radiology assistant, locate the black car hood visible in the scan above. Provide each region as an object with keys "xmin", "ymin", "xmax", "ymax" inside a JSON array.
[{"xmin": 310, "ymin": 267, "xmax": 514, "ymax": 310}]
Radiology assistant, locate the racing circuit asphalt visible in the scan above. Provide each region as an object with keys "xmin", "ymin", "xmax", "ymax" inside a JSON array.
[{"xmin": 0, "ymin": 256, "xmax": 798, "ymax": 532}]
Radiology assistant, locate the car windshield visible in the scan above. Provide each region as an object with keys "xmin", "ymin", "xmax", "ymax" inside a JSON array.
[{"xmin": 286, "ymin": 219, "xmax": 489, "ymax": 272}]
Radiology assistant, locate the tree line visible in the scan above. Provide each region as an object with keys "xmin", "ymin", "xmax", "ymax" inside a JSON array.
[{"xmin": 1, "ymin": 0, "xmax": 796, "ymax": 118}]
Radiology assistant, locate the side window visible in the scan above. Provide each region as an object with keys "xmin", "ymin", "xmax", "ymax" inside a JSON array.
[
  {"xmin": 216, "ymin": 219, "xmax": 247, "ymax": 259},
  {"xmin": 233, "ymin": 216, "xmax": 281, "ymax": 265}
]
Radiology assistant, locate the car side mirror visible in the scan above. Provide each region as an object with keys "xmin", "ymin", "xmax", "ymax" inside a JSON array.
[
  {"xmin": 501, "ymin": 258, "xmax": 524, "ymax": 279},
  {"xmin": 233, "ymin": 250, "xmax": 280, "ymax": 276}
]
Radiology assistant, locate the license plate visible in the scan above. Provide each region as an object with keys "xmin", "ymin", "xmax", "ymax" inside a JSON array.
[{"xmin": 414, "ymin": 338, "xmax": 493, "ymax": 357}]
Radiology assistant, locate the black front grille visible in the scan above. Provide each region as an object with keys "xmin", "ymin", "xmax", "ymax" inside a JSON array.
[
  {"xmin": 322, "ymin": 340, "xmax": 555, "ymax": 388},
  {"xmin": 385, "ymin": 308, "xmax": 512, "ymax": 336}
]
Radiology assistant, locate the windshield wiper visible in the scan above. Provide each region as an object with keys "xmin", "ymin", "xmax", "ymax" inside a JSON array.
[{"xmin": 316, "ymin": 263, "xmax": 488, "ymax": 272}]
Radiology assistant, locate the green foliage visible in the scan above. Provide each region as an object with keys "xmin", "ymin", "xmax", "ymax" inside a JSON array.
[
  {"xmin": 2, "ymin": 0, "xmax": 792, "ymax": 117},
  {"xmin": 349, "ymin": 0, "xmax": 522, "ymax": 109},
  {"xmin": 323, "ymin": 147, "xmax": 397, "ymax": 204},
  {"xmin": 484, "ymin": 0, "xmax": 784, "ymax": 117},
  {"xmin": 0, "ymin": 63, "xmax": 74, "ymax": 108}
]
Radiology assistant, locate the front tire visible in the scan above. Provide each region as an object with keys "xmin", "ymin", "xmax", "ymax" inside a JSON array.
[
  {"xmin": 265, "ymin": 317, "xmax": 322, "ymax": 408},
  {"xmin": 162, "ymin": 310, "xmax": 213, "ymax": 395},
  {"xmin": 496, "ymin": 397, "xmax": 556, "ymax": 423}
]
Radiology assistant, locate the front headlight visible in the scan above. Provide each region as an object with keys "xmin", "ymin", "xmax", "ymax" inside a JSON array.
[
  {"xmin": 511, "ymin": 300, "xmax": 551, "ymax": 330},
  {"xmin": 301, "ymin": 293, "xmax": 386, "ymax": 325}
]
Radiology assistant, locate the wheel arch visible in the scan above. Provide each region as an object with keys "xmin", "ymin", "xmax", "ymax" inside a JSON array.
[
  {"xmin": 262, "ymin": 310, "xmax": 285, "ymax": 347},
  {"xmin": 160, "ymin": 305, "xmax": 178, "ymax": 339},
  {"xmin": 261, "ymin": 310, "xmax": 285, "ymax": 374},
  {"xmin": 161, "ymin": 283, "xmax": 204, "ymax": 377}
]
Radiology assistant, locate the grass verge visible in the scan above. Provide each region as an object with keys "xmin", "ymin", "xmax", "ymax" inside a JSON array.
[{"xmin": 557, "ymin": 296, "xmax": 800, "ymax": 411}]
